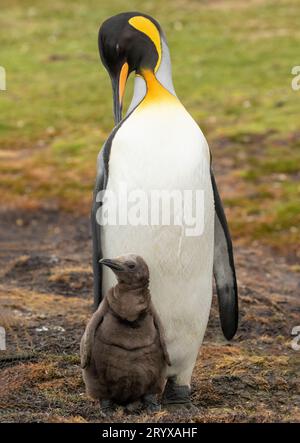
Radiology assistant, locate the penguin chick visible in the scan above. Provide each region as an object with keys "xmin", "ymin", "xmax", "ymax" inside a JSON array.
[{"xmin": 80, "ymin": 254, "xmax": 170, "ymax": 413}]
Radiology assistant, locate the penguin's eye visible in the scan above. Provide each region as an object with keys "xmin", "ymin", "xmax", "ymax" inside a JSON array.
[{"xmin": 127, "ymin": 263, "xmax": 136, "ymax": 270}]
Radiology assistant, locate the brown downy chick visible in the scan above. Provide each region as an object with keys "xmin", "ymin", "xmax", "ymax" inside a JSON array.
[{"xmin": 80, "ymin": 254, "xmax": 170, "ymax": 414}]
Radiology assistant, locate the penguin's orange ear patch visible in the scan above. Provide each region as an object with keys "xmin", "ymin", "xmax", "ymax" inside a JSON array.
[{"xmin": 128, "ymin": 16, "xmax": 162, "ymax": 72}]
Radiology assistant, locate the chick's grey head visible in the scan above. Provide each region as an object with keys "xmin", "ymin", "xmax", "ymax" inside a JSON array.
[{"xmin": 99, "ymin": 254, "xmax": 149, "ymax": 287}]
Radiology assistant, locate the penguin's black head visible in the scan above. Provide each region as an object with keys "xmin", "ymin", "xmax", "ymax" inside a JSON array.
[
  {"xmin": 99, "ymin": 253, "xmax": 149, "ymax": 287},
  {"xmin": 98, "ymin": 12, "xmax": 162, "ymax": 123}
]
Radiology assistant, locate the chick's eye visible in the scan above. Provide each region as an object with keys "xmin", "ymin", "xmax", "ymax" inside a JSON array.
[{"xmin": 127, "ymin": 263, "xmax": 135, "ymax": 269}]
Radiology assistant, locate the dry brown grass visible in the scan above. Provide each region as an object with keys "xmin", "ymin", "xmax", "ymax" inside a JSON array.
[{"xmin": 0, "ymin": 212, "xmax": 299, "ymax": 422}]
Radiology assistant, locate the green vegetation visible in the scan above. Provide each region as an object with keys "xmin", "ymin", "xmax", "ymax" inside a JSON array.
[{"xmin": 0, "ymin": 0, "xmax": 299, "ymax": 249}]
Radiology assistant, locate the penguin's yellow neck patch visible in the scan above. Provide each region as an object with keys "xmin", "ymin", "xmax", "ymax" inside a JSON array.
[
  {"xmin": 139, "ymin": 70, "xmax": 177, "ymax": 108},
  {"xmin": 128, "ymin": 16, "xmax": 161, "ymax": 72}
]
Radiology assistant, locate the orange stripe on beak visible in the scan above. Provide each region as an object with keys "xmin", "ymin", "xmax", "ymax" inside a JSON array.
[{"xmin": 119, "ymin": 62, "xmax": 129, "ymax": 106}]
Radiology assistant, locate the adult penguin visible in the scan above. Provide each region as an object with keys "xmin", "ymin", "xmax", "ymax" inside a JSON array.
[{"xmin": 91, "ymin": 12, "xmax": 238, "ymax": 410}]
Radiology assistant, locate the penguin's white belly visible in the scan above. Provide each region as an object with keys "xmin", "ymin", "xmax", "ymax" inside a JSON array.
[{"xmin": 100, "ymin": 102, "xmax": 214, "ymax": 375}]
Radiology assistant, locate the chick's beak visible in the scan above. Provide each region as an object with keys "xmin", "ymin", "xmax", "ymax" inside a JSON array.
[
  {"xmin": 99, "ymin": 258, "xmax": 124, "ymax": 272},
  {"xmin": 112, "ymin": 62, "xmax": 129, "ymax": 125}
]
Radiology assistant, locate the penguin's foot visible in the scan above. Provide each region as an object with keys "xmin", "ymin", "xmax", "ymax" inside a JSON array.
[
  {"xmin": 99, "ymin": 399, "xmax": 117, "ymax": 417},
  {"xmin": 142, "ymin": 394, "xmax": 160, "ymax": 413},
  {"xmin": 162, "ymin": 377, "xmax": 198, "ymax": 413}
]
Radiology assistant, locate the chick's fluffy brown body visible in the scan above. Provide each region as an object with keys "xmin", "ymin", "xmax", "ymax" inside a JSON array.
[{"xmin": 81, "ymin": 269, "xmax": 170, "ymax": 405}]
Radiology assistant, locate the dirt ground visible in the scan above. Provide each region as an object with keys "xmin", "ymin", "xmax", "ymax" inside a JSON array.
[{"xmin": 0, "ymin": 206, "xmax": 299, "ymax": 423}]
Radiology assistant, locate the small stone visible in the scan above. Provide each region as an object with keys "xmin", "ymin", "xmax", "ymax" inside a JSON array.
[
  {"xmin": 52, "ymin": 326, "xmax": 65, "ymax": 332},
  {"xmin": 36, "ymin": 326, "xmax": 49, "ymax": 332}
]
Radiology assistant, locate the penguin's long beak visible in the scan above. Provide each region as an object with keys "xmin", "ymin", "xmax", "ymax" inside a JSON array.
[
  {"xmin": 99, "ymin": 258, "xmax": 124, "ymax": 272},
  {"xmin": 112, "ymin": 62, "xmax": 129, "ymax": 125}
]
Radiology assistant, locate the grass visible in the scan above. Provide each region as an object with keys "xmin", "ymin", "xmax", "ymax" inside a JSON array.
[{"xmin": 0, "ymin": 0, "xmax": 300, "ymax": 248}]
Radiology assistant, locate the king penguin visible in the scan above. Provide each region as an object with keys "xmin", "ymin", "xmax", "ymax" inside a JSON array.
[{"xmin": 91, "ymin": 12, "xmax": 238, "ymax": 410}]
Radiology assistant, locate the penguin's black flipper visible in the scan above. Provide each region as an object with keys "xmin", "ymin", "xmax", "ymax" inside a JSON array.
[
  {"xmin": 91, "ymin": 169, "xmax": 104, "ymax": 311},
  {"xmin": 211, "ymin": 168, "xmax": 238, "ymax": 340},
  {"xmin": 91, "ymin": 132, "xmax": 115, "ymax": 310},
  {"xmin": 91, "ymin": 121, "xmax": 128, "ymax": 310}
]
